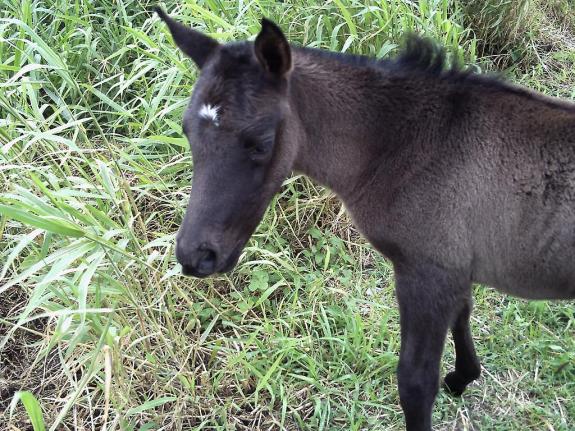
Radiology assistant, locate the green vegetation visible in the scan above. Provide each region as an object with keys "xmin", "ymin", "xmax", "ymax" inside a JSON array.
[
  {"xmin": 1, "ymin": 0, "xmax": 574, "ymax": 430},
  {"xmin": 461, "ymin": 0, "xmax": 575, "ymax": 75}
]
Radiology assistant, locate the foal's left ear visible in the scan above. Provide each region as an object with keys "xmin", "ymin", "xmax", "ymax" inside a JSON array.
[
  {"xmin": 255, "ymin": 18, "xmax": 292, "ymax": 78},
  {"xmin": 155, "ymin": 7, "xmax": 219, "ymax": 68}
]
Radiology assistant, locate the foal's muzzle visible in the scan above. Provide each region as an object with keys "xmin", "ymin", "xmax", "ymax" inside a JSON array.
[{"xmin": 176, "ymin": 241, "xmax": 218, "ymax": 278}]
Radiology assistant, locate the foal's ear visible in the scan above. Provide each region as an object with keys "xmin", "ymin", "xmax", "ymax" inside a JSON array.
[
  {"xmin": 255, "ymin": 18, "xmax": 292, "ymax": 78},
  {"xmin": 155, "ymin": 7, "xmax": 219, "ymax": 68}
]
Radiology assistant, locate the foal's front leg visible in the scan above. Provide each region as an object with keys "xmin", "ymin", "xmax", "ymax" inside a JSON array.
[{"xmin": 395, "ymin": 264, "xmax": 466, "ymax": 431}]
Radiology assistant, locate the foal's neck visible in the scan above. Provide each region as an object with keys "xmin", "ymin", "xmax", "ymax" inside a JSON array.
[{"xmin": 288, "ymin": 49, "xmax": 420, "ymax": 202}]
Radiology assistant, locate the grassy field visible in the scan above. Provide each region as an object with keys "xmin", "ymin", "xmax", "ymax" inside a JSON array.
[{"xmin": 1, "ymin": 0, "xmax": 574, "ymax": 430}]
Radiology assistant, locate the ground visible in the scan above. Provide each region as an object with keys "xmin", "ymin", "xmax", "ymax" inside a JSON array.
[{"xmin": 0, "ymin": 1, "xmax": 574, "ymax": 430}]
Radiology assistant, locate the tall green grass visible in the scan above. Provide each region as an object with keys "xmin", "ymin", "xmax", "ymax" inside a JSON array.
[{"xmin": 1, "ymin": 1, "xmax": 574, "ymax": 430}]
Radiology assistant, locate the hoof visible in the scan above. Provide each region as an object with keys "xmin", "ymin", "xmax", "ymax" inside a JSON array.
[{"xmin": 443, "ymin": 371, "xmax": 468, "ymax": 397}]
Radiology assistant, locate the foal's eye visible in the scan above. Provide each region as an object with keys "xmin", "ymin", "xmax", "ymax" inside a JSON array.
[{"xmin": 243, "ymin": 138, "xmax": 271, "ymax": 162}]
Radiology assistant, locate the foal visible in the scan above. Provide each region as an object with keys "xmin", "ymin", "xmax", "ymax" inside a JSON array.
[{"xmin": 156, "ymin": 9, "xmax": 575, "ymax": 431}]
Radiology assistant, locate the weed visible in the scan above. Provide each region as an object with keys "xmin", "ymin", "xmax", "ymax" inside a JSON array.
[{"xmin": 1, "ymin": 1, "xmax": 574, "ymax": 430}]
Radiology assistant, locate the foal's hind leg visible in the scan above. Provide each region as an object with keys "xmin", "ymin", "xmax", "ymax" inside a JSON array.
[
  {"xmin": 443, "ymin": 300, "xmax": 481, "ymax": 396},
  {"xmin": 395, "ymin": 264, "xmax": 466, "ymax": 431}
]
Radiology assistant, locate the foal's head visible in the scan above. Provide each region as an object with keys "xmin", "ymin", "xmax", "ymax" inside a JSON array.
[{"xmin": 157, "ymin": 9, "xmax": 297, "ymax": 277}]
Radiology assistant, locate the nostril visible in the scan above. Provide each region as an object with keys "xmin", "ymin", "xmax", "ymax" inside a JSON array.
[
  {"xmin": 176, "ymin": 240, "xmax": 218, "ymax": 277},
  {"xmin": 197, "ymin": 247, "xmax": 217, "ymax": 274}
]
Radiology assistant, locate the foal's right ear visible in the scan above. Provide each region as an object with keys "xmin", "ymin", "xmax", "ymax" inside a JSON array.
[{"xmin": 155, "ymin": 7, "xmax": 219, "ymax": 68}]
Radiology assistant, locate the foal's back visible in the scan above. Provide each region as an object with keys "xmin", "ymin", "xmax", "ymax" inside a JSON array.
[{"xmin": 469, "ymin": 88, "xmax": 575, "ymax": 299}]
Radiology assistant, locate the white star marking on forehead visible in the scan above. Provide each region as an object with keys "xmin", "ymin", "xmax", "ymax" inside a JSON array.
[{"xmin": 198, "ymin": 103, "xmax": 220, "ymax": 126}]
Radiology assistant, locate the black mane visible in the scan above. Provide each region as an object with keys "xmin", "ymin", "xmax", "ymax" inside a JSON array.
[
  {"xmin": 394, "ymin": 34, "xmax": 457, "ymax": 76},
  {"xmin": 297, "ymin": 34, "xmax": 469, "ymax": 78},
  {"xmin": 297, "ymin": 34, "xmax": 562, "ymax": 104}
]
